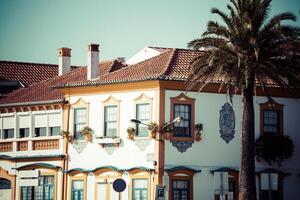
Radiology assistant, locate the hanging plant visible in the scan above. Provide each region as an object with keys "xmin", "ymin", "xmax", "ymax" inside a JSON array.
[
  {"xmin": 81, "ymin": 126, "xmax": 93, "ymax": 142},
  {"xmin": 127, "ymin": 127, "xmax": 135, "ymax": 140},
  {"xmin": 148, "ymin": 122, "xmax": 158, "ymax": 138},
  {"xmin": 195, "ymin": 123, "xmax": 203, "ymax": 142},
  {"xmin": 59, "ymin": 131, "xmax": 73, "ymax": 143},
  {"xmin": 255, "ymin": 134, "xmax": 294, "ymax": 166}
]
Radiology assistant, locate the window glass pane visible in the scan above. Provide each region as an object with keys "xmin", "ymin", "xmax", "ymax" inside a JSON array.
[
  {"xmin": 74, "ymin": 108, "xmax": 86, "ymax": 139},
  {"xmin": 132, "ymin": 179, "xmax": 148, "ymax": 200},
  {"xmin": 49, "ymin": 126, "xmax": 61, "ymax": 136},
  {"xmin": 72, "ymin": 180, "xmax": 84, "ymax": 200},
  {"xmin": 19, "ymin": 128, "xmax": 29, "ymax": 138},
  {"xmin": 35, "ymin": 127, "xmax": 47, "ymax": 137},
  {"xmin": 136, "ymin": 103, "xmax": 150, "ymax": 137},
  {"xmin": 0, "ymin": 178, "xmax": 11, "ymax": 189},
  {"xmin": 263, "ymin": 110, "xmax": 280, "ymax": 135},
  {"xmin": 173, "ymin": 104, "xmax": 191, "ymax": 137},
  {"xmin": 3, "ymin": 129, "xmax": 14, "ymax": 139},
  {"xmin": 104, "ymin": 106, "xmax": 117, "ymax": 137},
  {"xmin": 172, "ymin": 180, "xmax": 189, "ymax": 200}
]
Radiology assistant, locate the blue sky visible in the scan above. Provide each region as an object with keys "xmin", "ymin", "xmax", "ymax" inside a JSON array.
[{"xmin": 0, "ymin": 0, "xmax": 300, "ymax": 65}]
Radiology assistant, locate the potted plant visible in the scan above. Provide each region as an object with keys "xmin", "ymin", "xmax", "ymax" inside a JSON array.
[
  {"xmin": 81, "ymin": 126, "xmax": 93, "ymax": 142},
  {"xmin": 148, "ymin": 122, "xmax": 158, "ymax": 139},
  {"xmin": 163, "ymin": 125, "xmax": 173, "ymax": 140},
  {"xmin": 59, "ymin": 131, "xmax": 73, "ymax": 143},
  {"xmin": 195, "ymin": 123, "xmax": 203, "ymax": 142},
  {"xmin": 127, "ymin": 127, "xmax": 135, "ymax": 140},
  {"xmin": 255, "ymin": 134, "xmax": 294, "ymax": 166}
]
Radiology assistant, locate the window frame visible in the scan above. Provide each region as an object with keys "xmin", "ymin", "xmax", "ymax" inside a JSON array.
[
  {"xmin": 134, "ymin": 93, "xmax": 153, "ymax": 138},
  {"xmin": 74, "ymin": 108, "xmax": 87, "ymax": 140},
  {"xmin": 129, "ymin": 169, "xmax": 151, "ymax": 200},
  {"xmin": 170, "ymin": 93, "xmax": 195, "ymax": 141},
  {"xmin": 70, "ymin": 98, "xmax": 89, "ymax": 140},
  {"xmin": 260, "ymin": 100, "xmax": 284, "ymax": 136},
  {"xmin": 104, "ymin": 105, "xmax": 118, "ymax": 138},
  {"xmin": 259, "ymin": 172, "xmax": 283, "ymax": 200},
  {"xmin": 102, "ymin": 96, "xmax": 120, "ymax": 138},
  {"xmin": 3, "ymin": 128, "xmax": 14, "ymax": 139},
  {"xmin": 68, "ymin": 174, "xmax": 87, "ymax": 200},
  {"xmin": 214, "ymin": 170, "xmax": 239, "ymax": 200},
  {"xmin": 168, "ymin": 169, "xmax": 195, "ymax": 200}
]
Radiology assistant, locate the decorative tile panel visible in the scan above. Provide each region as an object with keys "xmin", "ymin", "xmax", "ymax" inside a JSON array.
[
  {"xmin": 171, "ymin": 141, "xmax": 194, "ymax": 153},
  {"xmin": 219, "ymin": 102, "xmax": 235, "ymax": 143},
  {"xmin": 134, "ymin": 139, "xmax": 151, "ymax": 151},
  {"xmin": 72, "ymin": 140, "xmax": 87, "ymax": 153}
]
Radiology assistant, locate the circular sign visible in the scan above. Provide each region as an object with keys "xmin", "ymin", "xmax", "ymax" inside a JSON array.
[{"xmin": 113, "ymin": 178, "xmax": 126, "ymax": 192}]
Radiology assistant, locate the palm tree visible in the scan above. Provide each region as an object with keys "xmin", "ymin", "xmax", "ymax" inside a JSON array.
[{"xmin": 187, "ymin": 0, "xmax": 300, "ymax": 199}]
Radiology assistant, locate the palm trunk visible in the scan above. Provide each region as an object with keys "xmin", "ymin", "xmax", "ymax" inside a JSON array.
[{"xmin": 239, "ymin": 85, "xmax": 257, "ymax": 200}]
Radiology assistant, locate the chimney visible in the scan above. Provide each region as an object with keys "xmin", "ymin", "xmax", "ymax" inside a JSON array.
[
  {"xmin": 87, "ymin": 44, "xmax": 100, "ymax": 80},
  {"xmin": 58, "ymin": 47, "xmax": 71, "ymax": 76}
]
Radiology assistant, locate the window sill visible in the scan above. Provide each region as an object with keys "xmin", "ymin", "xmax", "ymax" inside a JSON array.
[
  {"xmin": 169, "ymin": 136, "xmax": 194, "ymax": 142},
  {"xmin": 96, "ymin": 137, "xmax": 121, "ymax": 144}
]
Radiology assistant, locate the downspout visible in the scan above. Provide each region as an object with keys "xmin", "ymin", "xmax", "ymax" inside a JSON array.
[{"xmin": 62, "ymin": 101, "xmax": 71, "ymax": 200}]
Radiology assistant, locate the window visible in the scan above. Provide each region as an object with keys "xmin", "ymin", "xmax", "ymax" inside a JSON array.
[
  {"xmin": 3, "ymin": 129, "xmax": 14, "ymax": 139},
  {"xmin": 260, "ymin": 100, "xmax": 283, "ymax": 136},
  {"xmin": 214, "ymin": 172, "xmax": 238, "ymax": 200},
  {"xmin": 21, "ymin": 175, "xmax": 54, "ymax": 200},
  {"xmin": 172, "ymin": 180, "xmax": 190, "ymax": 200},
  {"xmin": 74, "ymin": 108, "xmax": 87, "ymax": 139},
  {"xmin": 136, "ymin": 103, "xmax": 150, "ymax": 137},
  {"xmin": 168, "ymin": 168, "xmax": 195, "ymax": 200},
  {"xmin": 49, "ymin": 126, "xmax": 60, "ymax": 136},
  {"xmin": 260, "ymin": 173, "xmax": 282, "ymax": 200},
  {"xmin": 132, "ymin": 179, "xmax": 148, "ymax": 200},
  {"xmin": 0, "ymin": 178, "xmax": 11, "ymax": 189},
  {"xmin": 263, "ymin": 110, "xmax": 280, "ymax": 135},
  {"xmin": 19, "ymin": 128, "xmax": 29, "ymax": 138},
  {"xmin": 173, "ymin": 104, "xmax": 191, "ymax": 137},
  {"xmin": 72, "ymin": 180, "xmax": 84, "ymax": 200},
  {"xmin": 34, "ymin": 127, "xmax": 47, "ymax": 137},
  {"xmin": 104, "ymin": 105, "xmax": 117, "ymax": 137}
]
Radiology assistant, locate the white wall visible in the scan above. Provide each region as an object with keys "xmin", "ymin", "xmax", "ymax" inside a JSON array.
[
  {"xmin": 68, "ymin": 90, "xmax": 158, "ymax": 170},
  {"xmin": 126, "ymin": 47, "xmax": 161, "ymax": 65}
]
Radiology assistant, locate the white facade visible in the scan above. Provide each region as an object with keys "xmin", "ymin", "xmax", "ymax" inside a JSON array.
[{"xmin": 163, "ymin": 90, "xmax": 300, "ymax": 200}]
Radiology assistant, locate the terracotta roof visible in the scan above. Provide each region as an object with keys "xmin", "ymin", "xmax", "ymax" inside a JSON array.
[
  {"xmin": 0, "ymin": 60, "xmax": 79, "ymax": 86},
  {"xmin": 0, "ymin": 60, "xmax": 118, "ymax": 105},
  {"xmin": 55, "ymin": 48, "xmax": 204, "ymax": 88}
]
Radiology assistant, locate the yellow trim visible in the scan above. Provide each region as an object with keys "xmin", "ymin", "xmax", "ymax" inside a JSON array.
[
  {"xmin": 70, "ymin": 98, "xmax": 90, "ymax": 138},
  {"xmin": 0, "ymin": 167, "xmax": 16, "ymax": 200},
  {"xmin": 59, "ymin": 81, "xmax": 160, "ymax": 96},
  {"xmin": 129, "ymin": 170, "xmax": 152, "ymax": 200},
  {"xmin": 68, "ymin": 174, "xmax": 87, "ymax": 200},
  {"xmin": 18, "ymin": 169, "xmax": 58, "ymax": 200}
]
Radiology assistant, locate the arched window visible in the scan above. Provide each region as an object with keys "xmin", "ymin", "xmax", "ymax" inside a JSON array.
[{"xmin": 0, "ymin": 178, "xmax": 11, "ymax": 189}]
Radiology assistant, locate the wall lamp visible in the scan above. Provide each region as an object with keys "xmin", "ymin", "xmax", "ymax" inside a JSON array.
[{"xmin": 130, "ymin": 117, "xmax": 183, "ymax": 132}]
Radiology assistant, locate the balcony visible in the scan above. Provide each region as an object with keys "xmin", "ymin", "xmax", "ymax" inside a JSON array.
[{"xmin": 0, "ymin": 136, "xmax": 63, "ymax": 153}]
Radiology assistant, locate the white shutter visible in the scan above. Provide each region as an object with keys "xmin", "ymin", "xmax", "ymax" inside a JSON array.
[
  {"xmin": 18, "ymin": 115, "xmax": 30, "ymax": 128},
  {"xmin": 214, "ymin": 172, "xmax": 229, "ymax": 194},
  {"xmin": 96, "ymin": 182, "xmax": 107, "ymax": 200},
  {"xmin": 48, "ymin": 113, "xmax": 61, "ymax": 127},
  {"xmin": 261, "ymin": 173, "xmax": 269, "ymax": 190},
  {"xmin": 3, "ymin": 116, "xmax": 14, "ymax": 129},
  {"xmin": 270, "ymin": 173, "xmax": 278, "ymax": 190},
  {"xmin": 34, "ymin": 114, "xmax": 47, "ymax": 127}
]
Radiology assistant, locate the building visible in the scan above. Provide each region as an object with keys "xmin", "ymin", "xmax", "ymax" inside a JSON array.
[{"xmin": 0, "ymin": 44, "xmax": 299, "ymax": 200}]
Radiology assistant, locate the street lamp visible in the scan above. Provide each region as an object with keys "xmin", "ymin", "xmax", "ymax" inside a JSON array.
[{"xmin": 130, "ymin": 117, "xmax": 183, "ymax": 132}]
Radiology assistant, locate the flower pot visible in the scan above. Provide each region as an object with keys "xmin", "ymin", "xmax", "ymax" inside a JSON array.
[
  {"xmin": 84, "ymin": 134, "xmax": 93, "ymax": 142},
  {"xmin": 195, "ymin": 133, "xmax": 202, "ymax": 142},
  {"xmin": 165, "ymin": 132, "xmax": 172, "ymax": 140},
  {"xmin": 150, "ymin": 131, "xmax": 156, "ymax": 139},
  {"xmin": 128, "ymin": 132, "xmax": 135, "ymax": 140}
]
